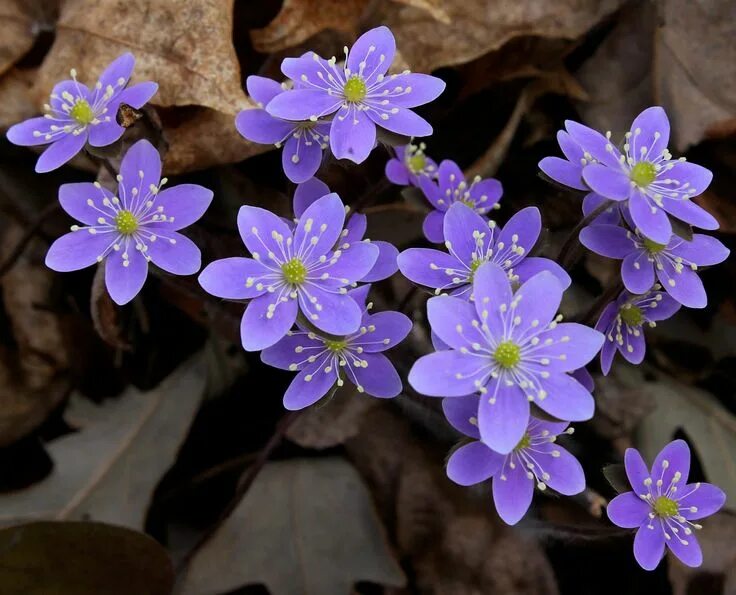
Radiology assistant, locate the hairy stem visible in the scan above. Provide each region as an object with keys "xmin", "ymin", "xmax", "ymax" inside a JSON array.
[{"xmin": 579, "ymin": 280, "xmax": 623, "ymax": 326}]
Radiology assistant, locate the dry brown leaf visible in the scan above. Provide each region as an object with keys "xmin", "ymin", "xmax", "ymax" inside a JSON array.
[
  {"xmin": 0, "ymin": 2, "xmax": 57, "ymax": 76},
  {"xmin": 0, "ymin": 68, "xmax": 36, "ymax": 130},
  {"xmin": 251, "ymin": 0, "xmax": 370, "ymax": 54},
  {"xmin": 370, "ymin": 0, "xmax": 625, "ymax": 73},
  {"xmin": 346, "ymin": 404, "xmax": 559, "ymax": 594},
  {"xmin": 0, "ymin": 225, "xmax": 70, "ymax": 446},
  {"xmin": 35, "ymin": 0, "xmax": 248, "ymax": 114},
  {"xmin": 576, "ymin": 0, "xmax": 736, "ymax": 150}
]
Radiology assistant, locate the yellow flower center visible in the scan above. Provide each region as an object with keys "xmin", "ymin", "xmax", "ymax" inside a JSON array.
[
  {"xmin": 642, "ymin": 238, "xmax": 666, "ymax": 254},
  {"xmin": 460, "ymin": 198, "xmax": 475, "ymax": 208},
  {"xmin": 70, "ymin": 99, "xmax": 95, "ymax": 125},
  {"xmin": 514, "ymin": 433, "xmax": 531, "ymax": 451},
  {"xmin": 619, "ymin": 305, "xmax": 644, "ymax": 327},
  {"xmin": 494, "ymin": 340, "xmax": 521, "ymax": 369},
  {"xmin": 281, "ymin": 258, "xmax": 307, "ymax": 285},
  {"xmin": 324, "ymin": 339, "xmax": 347, "ymax": 353},
  {"xmin": 630, "ymin": 161, "xmax": 657, "ymax": 187},
  {"xmin": 407, "ymin": 153, "xmax": 426, "ymax": 173},
  {"xmin": 343, "ymin": 76, "xmax": 367, "ymax": 103},
  {"xmin": 653, "ymin": 496, "xmax": 678, "ymax": 518},
  {"xmin": 115, "ymin": 210, "xmax": 139, "ymax": 235}
]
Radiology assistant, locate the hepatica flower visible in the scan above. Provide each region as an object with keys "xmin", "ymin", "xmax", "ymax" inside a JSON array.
[
  {"xmin": 408, "ymin": 263, "xmax": 603, "ymax": 453},
  {"xmin": 595, "ymin": 289, "xmax": 680, "ymax": 375},
  {"xmin": 198, "ymin": 193, "xmax": 378, "ymax": 351},
  {"xmin": 580, "ymin": 221, "xmax": 729, "ymax": 309},
  {"xmin": 292, "ymin": 177, "xmax": 398, "ymax": 282},
  {"xmin": 443, "ymin": 395, "xmax": 585, "ymax": 525},
  {"xmin": 267, "ymin": 26, "xmax": 445, "ymax": 164},
  {"xmin": 45, "ymin": 140, "xmax": 212, "ymax": 305},
  {"xmin": 607, "ymin": 440, "xmax": 726, "ymax": 570},
  {"xmin": 7, "ymin": 53, "xmax": 158, "ymax": 173},
  {"xmin": 235, "ymin": 76, "xmax": 330, "ymax": 183},
  {"xmin": 418, "ymin": 160, "xmax": 503, "ymax": 243},
  {"xmin": 398, "ymin": 202, "xmax": 570, "ymax": 298},
  {"xmin": 385, "ymin": 142, "xmax": 437, "ymax": 186},
  {"xmin": 568, "ymin": 107, "xmax": 718, "ymax": 244},
  {"xmin": 261, "ymin": 285, "xmax": 411, "ymax": 409}
]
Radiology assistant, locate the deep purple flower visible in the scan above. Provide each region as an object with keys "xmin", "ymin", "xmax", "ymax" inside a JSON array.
[
  {"xmin": 385, "ymin": 142, "xmax": 437, "ymax": 186},
  {"xmin": 398, "ymin": 202, "xmax": 570, "ymax": 298},
  {"xmin": 293, "ymin": 177, "xmax": 398, "ymax": 282},
  {"xmin": 235, "ymin": 76, "xmax": 331, "ymax": 183},
  {"xmin": 266, "ymin": 26, "xmax": 445, "ymax": 164},
  {"xmin": 418, "ymin": 160, "xmax": 503, "ymax": 243},
  {"xmin": 569, "ymin": 107, "xmax": 717, "ymax": 244},
  {"xmin": 45, "ymin": 140, "xmax": 212, "ymax": 305},
  {"xmin": 444, "ymin": 396, "xmax": 585, "ymax": 525},
  {"xmin": 607, "ymin": 440, "xmax": 726, "ymax": 570},
  {"xmin": 595, "ymin": 289, "xmax": 680, "ymax": 375},
  {"xmin": 198, "ymin": 193, "xmax": 379, "ymax": 351},
  {"xmin": 580, "ymin": 218, "xmax": 729, "ymax": 309},
  {"xmin": 261, "ymin": 285, "xmax": 411, "ymax": 409},
  {"xmin": 7, "ymin": 53, "xmax": 157, "ymax": 173},
  {"xmin": 408, "ymin": 263, "xmax": 604, "ymax": 453}
]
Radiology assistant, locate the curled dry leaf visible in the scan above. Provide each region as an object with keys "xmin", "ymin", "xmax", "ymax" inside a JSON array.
[
  {"xmin": 576, "ymin": 0, "xmax": 736, "ymax": 150},
  {"xmin": 0, "ymin": 356, "xmax": 206, "ymax": 529},
  {"xmin": 0, "ymin": 224, "xmax": 70, "ymax": 446},
  {"xmin": 181, "ymin": 457, "xmax": 406, "ymax": 595},
  {"xmin": 0, "ymin": 68, "xmax": 37, "ymax": 130},
  {"xmin": 0, "ymin": 1, "xmax": 57, "ymax": 76},
  {"xmin": 89, "ymin": 264, "xmax": 130, "ymax": 350}
]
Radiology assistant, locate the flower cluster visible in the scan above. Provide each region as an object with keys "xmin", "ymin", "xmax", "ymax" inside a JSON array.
[
  {"xmin": 540, "ymin": 106, "xmax": 729, "ymax": 374},
  {"xmin": 7, "ymin": 53, "xmax": 158, "ymax": 173},
  {"xmin": 607, "ymin": 440, "xmax": 725, "ymax": 570},
  {"xmin": 235, "ymin": 26, "xmax": 445, "ymax": 180}
]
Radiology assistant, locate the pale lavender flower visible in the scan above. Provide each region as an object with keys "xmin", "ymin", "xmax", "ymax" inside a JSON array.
[
  {"xmin": 261, "ymin": 285, "xmax": 411, "ymax": 409},
  {"xmin": 45, "ymin": 140, "xmax": 212, "ymax": 305},
  {"xmin": 7, "ymin": 53, "xmax": 157, "ymax": 173},
  {"xmin": 267, "ymin": 26, "xmax": 445, "ymax": 164},
  {"xmin": 235, "ymin": 76, "xmax": 330, "ymax": 183},
  {"xmin": 608, "ymin": 440, "xmax": 726, "ymax": 570},
  {"xmin": 444, "ymin": 397, "xmax": 585, "ymax": 525}
]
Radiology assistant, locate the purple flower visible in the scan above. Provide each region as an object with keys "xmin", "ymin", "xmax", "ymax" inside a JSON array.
[
  {"xmin": 198, "ymin": 193, "xmax": 379, "ymax": 351},
  {"xmin": 266, "ymin": 26, "xmax": 445, "ymax": 164},
  {"xmin": 235, "ymin": 76, "xmax": 331, "ymax": 183},
  {"xmin": 261, "ymin": 285, "xmax": 411, "ymax": 409},
  {"xmin": 444, "ymin": 396, "xmax": 585, "ymax": 525},
  {"xmin": 538, "ymin": 128, "xmax": 590, "ymax": 191},
  {"xmin": 45, "ymin": 140, "xmax": 212, "ymax": 305},
  {"xmin": 583, "ymin": 192, "xmax": 621, "ymax": 225},
  {"xmin": 293, "ymin": 177, "xmax": 398, "ymax": 282},
  {"xmin": 398, "ymin": 202, "xmax": 570, "ymax": 298},
  {"xmin": 418, "ymin": 160, "xmax": 503, "ymax": 243},
  {"xmin": 595, "ymin": 289, "xmax": 680, "ymax": 374},
  {"xmin": 408, "ymin": 263, "xmax": 604, "ymax": 453},
  {"xmin": 570, "ymin": 107, "xmax": 718, "ymax": 244},
  {"xmin": 385, "ymin": 142, "xmax": 437, "ymax": 186},
  {"xmin": 607, "ymin": 440, "xmax": 726, "ymax": 570},
  {"xmin": 7, "ymin": 53, "xmax": 158, "ymax": 173},
  {"xmin": 580, "ymin": 217, "xmax": 729, "ymax": 309}
]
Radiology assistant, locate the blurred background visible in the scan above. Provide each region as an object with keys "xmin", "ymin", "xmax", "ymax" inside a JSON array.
[{"xmin": 0, "ymin": 0, "xmax": 735, "ymax": 593}]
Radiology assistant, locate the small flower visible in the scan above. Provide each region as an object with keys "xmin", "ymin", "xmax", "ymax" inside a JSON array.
[
  {"xmin": 569, "ymin": 107, "xmax": 718, "ymax": 244},
  {"xmin": 580, "ymin": 218, "xmax": 729, "ymax": 309},
  {"xmin": 398, "ymin": 202, "xmax": 570, "ymax": 298},
  {"xmin": 293, "ymin": 177, "xmax": 398, "ymax": 282},
  {"xmin": 45, "ymin": 140, "xmax": 212, "ymax": 305},
  {"xmin": 538, "ymin": 128, "xmax": 590, "ymax": 191},
  {"xmin": 235, "ymin": 76, "xmax": 330, "ymax": 183},
  {"xmin": 266, "ymin": 26, "xmax": 445, "ymax": 164},
  {"xmin": 408, "ymin": 263, "xmax": 603, "ymax": 453},
  {"xmin": 198, "ymin": 193, "xmax": 379, "ymax": 351},
  {"xmin": 444, "ymin": 397, "xmax": 585, "ymax": 525},
  {"xmin": 385, "ymin": 142, "xmax": 437, "ymax": 186},
  {"xmin": 595, "ymin": 289, "xmax": 680, "ymax": 374},
  {"xmin": 261, "ymin": 285, "xmax": 411, "ymax": 409},
  {"xmin": 418, "ymin": 160, "xmax": 503, "ymax": 242},
  {"xmin": 607, "ymin": 440, "xmax": 726, "ymax": 570},
  {"xmin": 7, "ymin": 53, "xmax": 158, "ymax": 173}
]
